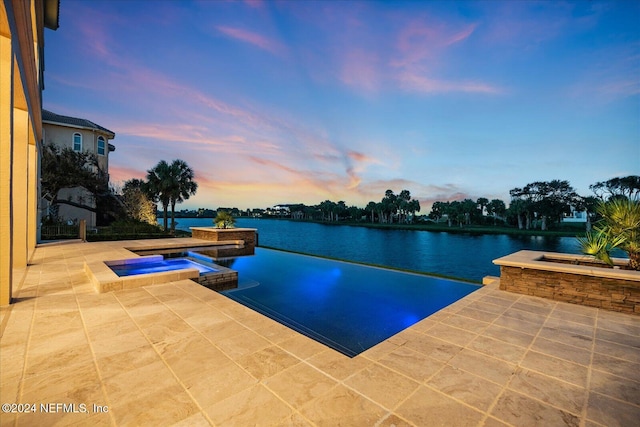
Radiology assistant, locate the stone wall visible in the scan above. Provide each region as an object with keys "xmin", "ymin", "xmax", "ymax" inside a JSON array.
[
  {"xmin": 499, "ymin": 266, "xmax": 640, "ymax": 315},
  {"xmin": 191, "ymin": 228, "xmax": 256, "ymax": 246},
  {"xmin": 198, "ymin": 270, "xmax": 238, "ymax": 292}
]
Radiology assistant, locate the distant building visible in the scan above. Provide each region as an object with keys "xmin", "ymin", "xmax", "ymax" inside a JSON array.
[{"xmin": 42, "ymin": 110, "xmax": 116, "ymax": 228}]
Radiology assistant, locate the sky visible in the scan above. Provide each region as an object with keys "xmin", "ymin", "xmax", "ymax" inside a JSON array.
[{"xmin": 43, "ymin": 0, "xmax": 640, "ymax": 211}]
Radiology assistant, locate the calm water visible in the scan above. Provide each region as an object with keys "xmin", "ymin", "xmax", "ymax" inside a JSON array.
[
  {"xmin": 221, "ymin": 248, "xmax": 480, "ymax": 357},
  {"xmin": 174, "ymin": 217, "xmax": 584, "ymax": 281}
]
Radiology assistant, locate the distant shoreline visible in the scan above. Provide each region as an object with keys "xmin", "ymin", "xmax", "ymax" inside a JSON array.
[{"xmin": 169, "ymin": 216, "xmax": 586, "ymax": 238}]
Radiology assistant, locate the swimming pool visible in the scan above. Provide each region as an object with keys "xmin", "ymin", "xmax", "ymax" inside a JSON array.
[{"xmin": 218, "ymin": 248, "xmax": 480, "ymax": 357}]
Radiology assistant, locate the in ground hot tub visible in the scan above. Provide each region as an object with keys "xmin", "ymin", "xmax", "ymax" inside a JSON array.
[{"xmin": 107, "ymin": 255, "xmax": 218, "ymax": 276}]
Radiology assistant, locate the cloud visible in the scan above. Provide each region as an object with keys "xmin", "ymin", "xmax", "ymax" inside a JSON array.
[
  {"xmin": 216, "ymin": 26, "xmax": 286, "ymax": 56},
  {"xmin": 398, "ymin": 72, "xmax": 503, "ymax": 94}
]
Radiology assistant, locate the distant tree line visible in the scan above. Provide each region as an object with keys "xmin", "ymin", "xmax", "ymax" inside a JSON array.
[{"xmin": 426, "ymin": 176, "xmax": 639, "ymax": 231}]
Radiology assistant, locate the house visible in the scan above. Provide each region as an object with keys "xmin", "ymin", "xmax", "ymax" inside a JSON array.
[
  {"xmin": 1, "ymin": 0, "xmax": 60, "ymax": 305},
  {"xmin": 42, "ymin": 109, "xmax": 116, "ymax": 228}
]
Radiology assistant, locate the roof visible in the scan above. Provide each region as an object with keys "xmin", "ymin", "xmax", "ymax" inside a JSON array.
[
  {"xmin": 42, "ymin": 110, "xmax": 115, "ymax": 139},
  {"xmin": 44, "ymin": 0, "xmax": 60, "ymax": 30}
]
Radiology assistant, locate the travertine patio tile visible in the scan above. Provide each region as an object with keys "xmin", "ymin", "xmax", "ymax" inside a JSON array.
[
  {"xmin": 481, "ymin": 416, "xmax": 512, "ymax": 427},
  {"xmin": 425, "ymin": 322, "xmax": 479, "ymax": 346},
  {"xmin": 586, "ymin": 392, "xmax": 640, "ymax": 427},
  {"xmin": 395, "ymin": 385, "xmax": 484, "ymax": 426},
  {"xmin": 170, "ymin": 412, "xmax": 211, "ymax": 427},
  {"xmin": 502, "ymin": 307, "xmax": 547, "ymax": 328},
  {"xmin": 402, "ymin": 331, "xmax": 463, "ymax": 362},
  {"xmin": 464, "ymin": 300, "xmax": 508, "ymax": 316},
  {"xmin": 597, "ymin": 308, "xmax": 640, "ymax": 325},
  {"xmin": 179, "ymin": 305, "xmax": 230, "ymax": 330},
  {"xmin": 278, "ymin": 333, "xmax": 328, "ymax": 360},
  {"xmin": 512, "ymin": 300, "xmax": 554, "ymax": 316},
  {"xmin": 298, "ymin": 384, "xmax": 386, "ymax": 427},
  {"xmin": 360, "ymin": 339, "xmax": 400, "ymax": 361},
  {"xmin": 491, "ymin": 389, "xmax": 580, "ymax": 427},
  {"xmin": 441, "ymin": 313, "xmax": 490, "ymax": 334},
  {"xmin": 591, "ymin": 353, "xmax": 640, "ymax": 383},
  {"xmin": 520, "ymin": 351, "xmax": 588, "ymax": 388},
  {"xmin": 589, "ymin": 370, "xmax": 640, "ymax": 406},
  {"xmin": 95, "ymin": 344, "xmax": 161, "ymax": 380},
  {"xmin": 264, "ymin": 362, "xmax": 337, "ymax": 408},
  {"xmin": 593, "ymin": 339, "xmax": 640, "ymax": 363},
  {"xmin": 110, "ymin": 384, "xmax": 199, "ymax": 426},
  {"xmin": 544, "ymin": 317, "xmax": 595, "ymax": 337},
  {"xmin": 236, "ymin": 345, "xmax": 300, "ymax": 380},
  {"xmin": 378, "ymin": 345, "xmax": 445, "ymax": 383},
  {"xmin": 254, "ymin": 321, "xmax": 299, "ymax": 344},
  {"xmin": 448, "ymin": 349, "xmax": 516, "ymax": 386},
  {"xmin": 307, "ymin": 349, "xmax": 370, "ymax": 381},
  {"xmin": 185, "ymin": 359, "xmax": 258, "ymax": 406},
  {"xmin": 427, "ymin": 365, "xmax": 503, "ymax": 411},
  {"xmin": 537, "ymin": 326, "xmax": 593, "ymax": 350},
  {"xmin": 492, "ymin": 312, "xmax": 545, "ymax": 335},
  {"xmin": 478, "ymin": 294, "xmax": 517, "ymax": 308},
  {"xmin": 159, "ymin": 333, "xmax": 232, "ymax": 381},
  {"xmin": 456, "ymin": 306, "xmax": 503, "ymax": 322},
  {"xmin": 215, "ymin": 328, "xmax": 271, "ymax": 359},
  {"xmin": 376, "ymin": 413, "xmax": 414, "ymax": 426},
  {"xmin": 509, "ymin": 367, "xmax": 586, "ymax": 415},
  {"xmin": 24, "ymin": 339, "xmax": 93, "ymax": 377},
  {"xmin": 199, "ymin": 320, "xmax": 251, "ymax": 343},
  {"xmin": 103, "ymin": 360, "xmax": 181, "ymax": 404},
  {"xmin": 344, "ymin": 363, "xmax": 420, "ymax": 409},
  {"xmin": 595, "ymin": 328, "xmax": 640, "ymax": 349},
  {"xmin": 531, "ymin": 336, "xmax": 592, "ymax": 366},
  {"xmin": 549, "ymin": 307, "xmax": 596, "ymax": 327},
  {"xmin": 90, "ymin": 328, "xmax": 149, "ymax": 359},
  {"xmin": 21, "ymin": 362, "xmax": 104, "ymax": 404},
  {"xmin": 204, "ymin": 384, "xmax": 294, "ymax": 427},
  {"xmin": 483, "ymin": 324, "xmax": 536, "ymax": 348},
  {"xmin": 468, "ymin": 335, "xmax": 528, "ymax": 364}
]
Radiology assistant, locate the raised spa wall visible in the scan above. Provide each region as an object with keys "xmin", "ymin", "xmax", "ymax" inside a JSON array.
[
  {"xmin": 190, "ymin": 227, "xmax": 257, "ymax": 248},
  {"xmin": 494, "ymin": 250, "xmax": 640, "ymax": 315}
]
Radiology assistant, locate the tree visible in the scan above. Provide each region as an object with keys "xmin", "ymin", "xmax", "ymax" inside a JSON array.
[
  {"xmin": 366, "ymin": 201, "xmax": 377, "ymax": 223},
  {"xmin": 578, "ymin": 199, "xmax": 640, "ymax": 270},
  {"xmin": 486, "ymin": 199, "xmax": 506, "ymax": 225},
  {"xmin": 590, "ymin": 176, "xmax": 640, "ymax": 201},
  {"xmin": 168, "ymin": 159, "xmax": 198, "ymax": 232},
  {"xmin": 146, "ymin": 160, "xmax": 173, "ymax": 232},
  {"xmin": 476, "ymin": 197, "xmax": 489, "ymax": 218},
  {"xmin": 121, "ymin": 179, "xmax": 156, "ymax": 225},
  {"xmin": 214, "ymin": 211, "xmax": 235, "ymax": 229},
  {"xmin": 40, "ymin": 143, "xmax": 110, "ymax": 219}
]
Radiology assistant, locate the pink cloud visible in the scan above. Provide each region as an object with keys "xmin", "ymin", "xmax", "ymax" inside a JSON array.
[
  {"xmin": 398, "ymin": 72, "xmax": 503, "ymax": 94},
  {"xmin": 339, "ymin": 49, "xmax": 380, "ymax": 93},
  {"xmin": 216, "ymin": 26, "xmax": 285, "ymax": 56}
]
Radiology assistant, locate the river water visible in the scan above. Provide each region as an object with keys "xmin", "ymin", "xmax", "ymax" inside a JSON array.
[{"xmin": 173, "ymin": 217, "xmax": 583, "ymax": 281}]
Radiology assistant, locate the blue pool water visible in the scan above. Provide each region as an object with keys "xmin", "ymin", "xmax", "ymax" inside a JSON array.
[
  {"xmin": 220, "ymin": 248, "xmax": 480, "ymax": 357},
  {"xmin": 109, "ymin": 258, "xmax": 217, "ymax": 277}
]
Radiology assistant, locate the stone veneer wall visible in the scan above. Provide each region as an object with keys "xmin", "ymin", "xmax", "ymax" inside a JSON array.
[
  {"xmin": 198, "ymin": 270, "xmax": 238, "ymax": 292},
  {"xmin": 499, "ymin": 266, "xmax": 640, "ymax": 314},
  {"xmin": 191, "ymin": 228, "xmax": 256, "ymax": 246}
]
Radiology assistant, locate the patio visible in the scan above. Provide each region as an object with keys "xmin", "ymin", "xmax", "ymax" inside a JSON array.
[{"xmin": 1, "ymin": 239, "xmax": 639, "ymax": 426}]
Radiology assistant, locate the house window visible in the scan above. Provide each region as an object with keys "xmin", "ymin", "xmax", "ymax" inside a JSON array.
[
  {"xmin": 97, "ymin": 136, "xmax": 106, "ymax": 155},
  {"xmin": 73, "ymin": 133, "xmax": 82, "ymax": 151}
]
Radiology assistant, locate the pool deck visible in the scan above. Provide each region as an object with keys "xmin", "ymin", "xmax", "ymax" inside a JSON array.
[{"xmin": 1, "ymin": 239, "xmax": 639, "ymax": 426}]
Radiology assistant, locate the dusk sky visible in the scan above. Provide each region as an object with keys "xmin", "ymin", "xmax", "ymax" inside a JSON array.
[{"xmin": 43, "ymin": 0, "xmax": 639, "ymax": 211}]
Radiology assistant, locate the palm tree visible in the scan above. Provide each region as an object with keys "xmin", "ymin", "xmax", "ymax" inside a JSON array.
[
  {"xmin": 146, "ymin": 159, "xmax": 198, "ymax": 232},
  {"xmin": 578, "ymin": 199, "xmax": 640, "ymax": 270},
  {"xmin": 146, "ymin": 160, "xmax": 172, "ymax": 232},
  {"xmin": 168, "ymin": 159, "xmax": 198, "ymax": 232}
]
